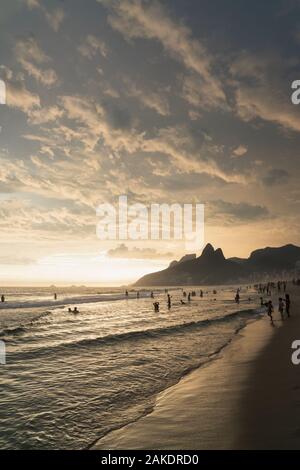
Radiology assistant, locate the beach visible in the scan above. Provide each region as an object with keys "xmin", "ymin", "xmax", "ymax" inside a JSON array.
[
  {"xmin": 93, "ymin": 285, "xmax": 300, "ymax": 450},
  {"xmin": 0, "ymin": 285, "xmax": 260, "ymax": 449}
]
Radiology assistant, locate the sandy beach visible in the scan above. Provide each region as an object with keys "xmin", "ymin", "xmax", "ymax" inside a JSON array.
[{"xmin": 93, "ymin": 285, "xmax": 300, "ymax": 450}]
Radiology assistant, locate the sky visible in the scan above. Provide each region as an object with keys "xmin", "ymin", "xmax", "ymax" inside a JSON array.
[{"xmin": 0, "ymin": 0, "xmax": 300, "ymax": 285}]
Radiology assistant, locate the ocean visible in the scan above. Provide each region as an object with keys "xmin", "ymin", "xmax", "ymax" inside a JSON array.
[{"xmin": 0, "ymin": 285, "xmax": 262, "ymax": 449}]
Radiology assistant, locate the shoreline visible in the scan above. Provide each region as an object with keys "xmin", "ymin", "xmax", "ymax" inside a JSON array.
[{"xmin": 93, "ymin": 287, "xmax": 300, "ymax": 450}]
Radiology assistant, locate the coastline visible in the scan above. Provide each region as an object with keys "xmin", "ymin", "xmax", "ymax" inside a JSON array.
[{"xmin": 93, "ymin": 287, "xmax": 300, "ymax": 450}]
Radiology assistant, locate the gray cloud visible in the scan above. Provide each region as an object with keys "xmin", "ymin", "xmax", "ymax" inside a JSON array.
[
  {"xmin": 25, "ymin": 0, "xmax": 65, "ymax": 32},
  {"xmin": 15, "ymin": 36, "xmax": 58, "ymax": 87},
  {"xmin": 262, "ymin": 169, "xmax": 290, "ymax": 186},
  {"xmin": 207, "ymin": 200, "xmax": 270, "ymax": 224}
]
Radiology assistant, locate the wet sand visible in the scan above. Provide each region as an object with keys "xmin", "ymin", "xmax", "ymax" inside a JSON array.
[{"xmin": 93, "ymin": 286, "xmax": 300, "ymax": 450}]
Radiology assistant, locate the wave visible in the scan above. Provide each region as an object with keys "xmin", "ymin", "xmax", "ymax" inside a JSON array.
[
  {"xmin": 0, "ymin": 292, "xmax": 150, "ymax": 311},
  {"xmin": 7, "ymin": 307, "xmax": 260, "ymax": 360},
  {"xmin": 0, "ymin": 326, "xmax": 27, "ymax": 337}
]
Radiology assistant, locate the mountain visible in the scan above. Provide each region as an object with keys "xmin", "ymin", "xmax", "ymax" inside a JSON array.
[
  {"xmin": 135, "ymin": 243, "xmax": 245, "ymax": 286},
  {"xmin": 134, "ymin": 243, "xmax": 300, "ymax": 286},
  {"xmin": 246, "ymin": 244, "xmax": 300, "ymax": 273},
  {"xmin": 168, "ymin": 253, "xmax": 196, "ymax": 268}
]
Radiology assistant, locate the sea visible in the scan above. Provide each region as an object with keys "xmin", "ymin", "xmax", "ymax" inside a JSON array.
[{"xmin": 0, "ymin": 285, "xmax": 263, "ymax": 449}]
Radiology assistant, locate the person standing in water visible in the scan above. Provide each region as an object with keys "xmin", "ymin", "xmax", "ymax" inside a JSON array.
[
  {"xmin": 125, "ymin": 290, "xmax": 129, "ymax": 298},
  {"xmin": 153, "ymin": 301, "xmax": 159, "ymax": 312},
  {"xmin": 1, "ymin": 295, "xmax": 5, "ymax": 303},
  {"xmin": 137, "ymin": 291, "xmax": 140, "ymax": 299},
  {"xmin": 167, "ymin": 294, "xmax": 171, "ymax": 309},
  {"xmin": 278, "ymin": 297, "xmax": 285, "ymax": 320},
  {"xmin": 285, "ymin": 293, "xmax": 291, "ymax": 317},
  {"xmin": 267, "ymin": 300, "xmax": 274, "ymax": 323},
  {"xmin": 188, "ymin": 292, "xmax": 191, "ymax": 302},
  {"xmin": 54, "ymin": 293, "xmax": 57, "ymax": 300},
  {"xmin": 235, "ymin": 290, "xmax": 240, "ymax": 304}
]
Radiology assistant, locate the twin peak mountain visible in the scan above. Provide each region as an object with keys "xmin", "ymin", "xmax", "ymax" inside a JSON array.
[{"xmin": 135, "ymin": 243, "xmax": 300, "ymax": 286}]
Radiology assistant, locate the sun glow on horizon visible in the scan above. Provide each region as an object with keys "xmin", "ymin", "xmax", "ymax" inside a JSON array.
[{"xmin": 0, "ymin": 253, "xmax": 169, "ymax": 286}]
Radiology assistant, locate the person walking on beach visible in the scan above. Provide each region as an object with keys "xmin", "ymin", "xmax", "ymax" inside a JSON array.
[
  {"xmin": 267, "ymin": 300, "xmax": 274, "ymax": 323},
  {"xmin": 278, "ymin": 297, "xmax": 285, "ymax": 320},
  {"xmin": 285, "ymin": 293, "xmax": 291, "ymax": 317},
  {"xmin": 235, "ymin": 290, "xmax": 240, "ymax": 304}
]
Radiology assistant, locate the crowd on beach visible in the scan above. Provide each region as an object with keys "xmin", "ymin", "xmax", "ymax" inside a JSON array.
[{"xmin": 254, "ymin": 280, "xmax": 292, "ymax": 325}]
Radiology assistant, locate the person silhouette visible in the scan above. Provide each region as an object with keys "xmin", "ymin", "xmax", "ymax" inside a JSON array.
[
  {"xmin": 267, "ymin": 300, "xmax": 274, "ymax": 324},
  {"xmin": 278, "ymin": 297, "xmax": 285, "ymax": 320},
  {"xmin": 285, "ymin": 294, "xmax": 291, "ymax": 318}
]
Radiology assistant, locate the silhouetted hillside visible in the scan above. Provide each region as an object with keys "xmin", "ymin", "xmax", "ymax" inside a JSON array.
[{"xmin": 135, "ymin": 243, "xmax": 300, "ymax": 286}]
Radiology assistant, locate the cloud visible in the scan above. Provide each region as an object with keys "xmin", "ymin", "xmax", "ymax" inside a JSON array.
[
  {"xmin": 78, "ymin": 35, "xmax": 108, "ymax": 59},
  {"xmin": 125, "ymin": 79, "xmax": 170, "ymax": 116},
  {"xmin": 0, "ymin": 65, "xmax": 40, "ymax": 112},
  {"xmin": 25, "ymin": 0, "xmax": 65, "ymax": 31},
  {"xmin": 207, "ymin": 200, "xmax": 270, "ymax": 224},
  {"xmin": 0, "ymin": 196, "xmax": 94, "ymax": 240},
  {"xmin": 230, "ymin": 52, "xmax": 300, "ymax": 133},
  {"xmin": 262, "ymin": 169, "xmax": 290, "ymax": 186},
  {"xmin": 107, "ymin": 243, "xmax": 173, "ymax": 259},
  {"xmin": 15, "ymin": 37, "xmax": 58, "ymax": 86},
  {"xmin": 98, "ymin": 0, "xmax": 226, "ymax": 109},
  {"xmin": 57, "ymin": 94, "xmax": 248, "ymax": 184},
  {"xmin": 6, "ymin": 80, "xmax": 40, "ymax": 112},
  {"xmin": 232, "ymin": 145, "xmax": 248, "ymax": 157},
  {"xmin": 182, "ymin": 73, "xmax": 228, "ymax": 111},
  {"xmin": 44, "ymin": 8, "xmax": 64, "ymax": 32},
  {"xmin": 0, "ymin": 255, "xmax": 36, "ymax": 265},
  {"xmin": 28, "ymin": 105, "xmax": 64, "ymax": 124}
]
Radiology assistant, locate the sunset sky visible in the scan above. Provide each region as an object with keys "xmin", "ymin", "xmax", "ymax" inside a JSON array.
[{"xmin": 1, "ymin": 0, "xmax": 300, "ymax": 285}]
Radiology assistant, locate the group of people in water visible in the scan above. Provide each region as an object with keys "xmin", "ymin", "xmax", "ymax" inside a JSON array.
[
  {"xmin": 1, "ymin": 282, "xmax": 293, "ymax": 322},
  {"xmin": 257, "ymin": 281, "xmax": 288, "ymax": 296},
  {"xmin": 126, "ymin": 286, "xmax": 247, "ymax": 312},
  {"xmin": 256, "ymin": 281, "xmax": 291, "ymax": 324},
  {"xmin": 68, "ymin": 307, "xmax": 79, "ymax": 314},
  {"xmin": 127, "ymin": 280, "xmax": 293, "ymax": 321}
]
